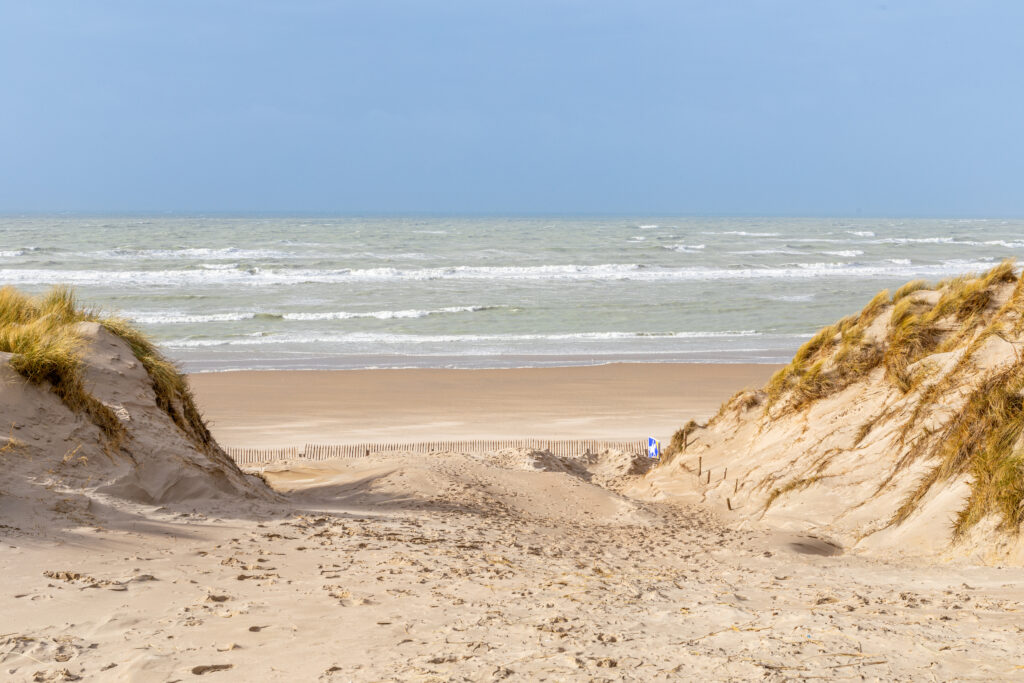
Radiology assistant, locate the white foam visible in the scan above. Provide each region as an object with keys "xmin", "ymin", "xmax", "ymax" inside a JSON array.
[
  {"xmin": 281, "ymin": 306, "xmax": 493, "ymax": 321},
  {"xmin": 702, "ymin": 230, "xmax": 781, "ymax": 237},
  {"xmin": 127, "ymin": 305, "xmax": 493, "ymax": 325},
  {"xmin": 730, "ymin": 249, "xmax": 804, "ymax": 256},
  {"xmin": 980, "ymin": 240, "xmax": 1024, "ymax": 248},
  {"xmin": 873, "ymin": 237, "xmax": 957, "ymax": 245},
  {"xmin": 846, "ymin": 230, "xmax": 875, "ymax": 237},
  {"xmin": 166, "ymin": 329, "xmax": 762, "ymax": 348},
  {"xmin": 0, "ymin": 259, "xmax": 1002, "ymax": 287},
  {"xmin": 94, "ymin": 247, "xmax": 293, "ymax": 260},
  {"xmin": 126, "ymin": 312, "xmax": 258, "ymax": 324},
  {"xmin": 821, "ymin": 250, "xmax": 864, "ymax": 257}
]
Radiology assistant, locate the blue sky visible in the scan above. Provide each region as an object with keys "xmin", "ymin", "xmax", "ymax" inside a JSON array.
[{"xmin": 2, "ymin": 1, "xmax": 1022, "ymax": 215}]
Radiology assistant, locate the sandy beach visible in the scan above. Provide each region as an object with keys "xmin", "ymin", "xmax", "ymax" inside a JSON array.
[
  {"xmin": 5, "ymin": 323, "xmax": 1024, "ymax": 680},
  {"xmin": 188, "ymin": 363, "xmax": 779, "ymax": 447},
  {"xmin": 7, "ymin": 449, "xmax": 1024, "ymax": 680}
]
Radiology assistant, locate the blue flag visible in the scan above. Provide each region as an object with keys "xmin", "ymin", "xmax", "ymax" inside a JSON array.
[{"xmin": 647, "ymin": 437, "xmax": 660, "ymax": 458}]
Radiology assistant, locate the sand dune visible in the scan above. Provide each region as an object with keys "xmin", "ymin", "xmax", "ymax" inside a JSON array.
[{"xmin": 644, "ymin": 262, "xmax": 1024, "ymax": 564}]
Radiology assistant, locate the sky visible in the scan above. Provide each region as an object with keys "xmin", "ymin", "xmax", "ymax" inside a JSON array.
[{"xmin": 1, "ymin": 1, "xmax": 1023, "ymax": 216}]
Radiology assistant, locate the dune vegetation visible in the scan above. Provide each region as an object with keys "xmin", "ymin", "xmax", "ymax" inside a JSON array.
[
  {"xmin": 667, "ymin": 259, "xmax": 1024, "ymax": 541},
  {"xmin": 0, "ymin": 285, "xmax": 213, "ymax": 450}
]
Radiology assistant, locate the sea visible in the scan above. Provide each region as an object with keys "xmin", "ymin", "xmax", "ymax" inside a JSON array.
[{"xmin": 1, "ymin": 215, "xmax": 1021, "ymax": 372}]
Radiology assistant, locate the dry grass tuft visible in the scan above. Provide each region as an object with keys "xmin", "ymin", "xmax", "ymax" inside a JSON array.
[
  {"xmin": 0, "ymin": 287, "xmax": 123, "ymax": 444},
  {"xmin": 883, "ymin": 260, "xmax": 1017, "ymax": 392},
  {"xmin": 765, "ymin": 289, "xmax": 891, "ymax": 412},
  {"xmin": 0, "ymin": 285, "xmax": 216, "ymax": 451},
  {"xmin": 891, "ymin": 359, "xmax": 1024, "ymax": 535},
  {"xmin": 891, "ymin": 279, "xmax": 929, "ymax": 303},
  {"xmin": 664, "ymin": 420, "xmax": 701, "ymax": 460},
  {"xmin": 99, "ymin": 316, "xmax": 216, "ymax": 448},
  {"xmin": 764, "ymin": 476, "xmax": 825, "ymax": 511}
]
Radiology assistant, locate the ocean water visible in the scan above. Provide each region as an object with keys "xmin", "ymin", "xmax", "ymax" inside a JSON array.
[{"xmin": 1, "ymin": 215, "xmax": 1022, "ymax": 372}]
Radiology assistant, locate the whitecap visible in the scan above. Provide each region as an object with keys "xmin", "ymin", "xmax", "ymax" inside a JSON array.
[
  {"xmin": 165, "ymin": 329, "xmax": 762, "ymax": 348},
  {"xmin": 0, "ymin": 259, "xmax": 1002, "ymax": 287},
  {"xmin": 821, "ymin": 250, "xmax": 864, "ymax": 257},
  {"xmin": 128, "ymin": 305, "xmax": 495, "ymax": 325}
]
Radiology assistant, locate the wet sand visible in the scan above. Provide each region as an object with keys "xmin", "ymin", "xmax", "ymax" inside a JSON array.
[{"xmin": 188, "ymin": 363, "xmax": 780, "ymax": 447}]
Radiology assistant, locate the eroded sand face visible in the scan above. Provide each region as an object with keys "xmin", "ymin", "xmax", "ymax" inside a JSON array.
[{"xmin": 3, "ymin": 449, "xmax": 1024, "ymax": 681}]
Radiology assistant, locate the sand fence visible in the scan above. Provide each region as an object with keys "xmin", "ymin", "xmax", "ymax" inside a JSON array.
[{"xmin": 227, "ymin": 439, "xmax": 647, "ymax": 465}]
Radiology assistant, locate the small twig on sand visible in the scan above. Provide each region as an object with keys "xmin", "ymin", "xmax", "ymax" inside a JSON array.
[{"xmin": 828, "ymin": 659, "xmax": 887, "ymax": 669}]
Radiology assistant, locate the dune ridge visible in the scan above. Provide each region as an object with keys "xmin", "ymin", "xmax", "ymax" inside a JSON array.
[
  {"xmin": 0, "ymin": 286, "xmax": 265, "ymax": 529},
  {"xmin": 646, "ymin": 260, "xmax": 1024, "ymax": 563}
]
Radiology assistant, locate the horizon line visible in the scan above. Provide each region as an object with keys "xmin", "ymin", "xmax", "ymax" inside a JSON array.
[{"xmin": 1, "ymin": 210, "xmax": 1023, "ymax": 221}]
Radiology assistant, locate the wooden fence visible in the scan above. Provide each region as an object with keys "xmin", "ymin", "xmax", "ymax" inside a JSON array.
[
  {"xmin": 227, "ymin": 446, "xmax": 299, "ymax": 465},
  {"xmin": 227, "ymin": 439, "xmax": 647, "ymax": 465}
]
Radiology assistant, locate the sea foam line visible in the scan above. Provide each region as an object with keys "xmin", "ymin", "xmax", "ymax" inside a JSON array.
[
  {"xmin": 126, "ymin": 305, "xmax": 496, "ymax": 324},
  {"xmin": 165, "ymin": 330, "xmax": 765, "ymax": 348},
  {"xmin": 0, "ymin": 259, "xmax": 1002, "ymax": 287}
]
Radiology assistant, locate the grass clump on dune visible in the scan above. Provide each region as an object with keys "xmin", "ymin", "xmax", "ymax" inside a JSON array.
[
  {"xmin": 0, "ymin": 285, "xmax": 214, "ymax": 450},
  {"xmin": 663, "ymin": 420, "xmax": 701, "ymax": 460},
  {"xmin": 0, "ymin": 287, "xmax": 124, "ymax": 444},
  {"xmin": 99, "ymin": 315, "xmax": 216, "ymax": 447},
  {"xmin": 883, "ymin": 261, "xmax": 1018, "ymax": 392},
  {"xmin": 765, "ymin": 289, "xmax": 891, "ymax": 412},
  {"xmin": 891, "ymin": 359, "xmax": 1024, "ymax": 536}
]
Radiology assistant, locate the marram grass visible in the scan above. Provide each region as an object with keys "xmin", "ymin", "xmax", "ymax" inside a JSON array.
[
  {"xmin": 681, "ymin": 259, "xmax": 1024, "ymax": 537},
  {"xmin": 0, "ymin": 285, "xmax": 213, "ymax": 450}
]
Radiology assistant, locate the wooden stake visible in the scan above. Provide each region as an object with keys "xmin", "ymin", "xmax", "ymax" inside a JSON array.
[
  {"xmin": 727, "ymin": 497, "xmax": 732, "ymax": 511},
  {"xmin": 698, "ymin": 456, "xmax": 702, "ymax": 476}
]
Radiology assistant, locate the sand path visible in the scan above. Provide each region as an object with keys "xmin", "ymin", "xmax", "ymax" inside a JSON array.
[{"xmin": 4, "ymin": 449, "xmax": 1024, "ymax": 680}]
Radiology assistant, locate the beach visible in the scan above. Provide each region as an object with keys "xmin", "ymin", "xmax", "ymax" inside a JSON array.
[
  {"xmin": 188, "ymin": 363, "xmax": 780, "ymax": 447},
  {"xmin": 6, "ymin": 286, "xmax": 1024, "ymax": 680}
]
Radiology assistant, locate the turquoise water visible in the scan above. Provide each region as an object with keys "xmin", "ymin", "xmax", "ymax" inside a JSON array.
[{"xmin": 1, "ymin": 215, "xmax": 1021, "ymax": 371}]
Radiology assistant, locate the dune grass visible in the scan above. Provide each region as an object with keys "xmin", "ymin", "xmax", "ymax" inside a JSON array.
[
  {"xmin": 680, "ymin": 260, "xmax": 1024, "ymax": 536},
  {"xmin": 0, "ymin": 285, "xmax": 213, "ymax": 450},
  {"xmin": 0, "ymin": 287, "xmax": 124, "ymax": 444},
  {"xmin": 890, "ymin": 359, "xmax": 1024, "ymax": 536},
  {"xmin": 883, "ymin": 261, "xmax": 1017, "ymax": 392},
  {"xmin": 765, "ymin": 289, "xmax": 891, "ymax": 412},
  {"xmin": 663, "ymin": 419, "xmax": 701, "ymax": 460}
]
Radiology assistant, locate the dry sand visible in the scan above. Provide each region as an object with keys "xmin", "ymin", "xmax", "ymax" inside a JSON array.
[
  {"xmin": 6, "ymin": 354, "xmax": 1024, "ymax": 680},
  {"xmin": 5, "ymin": 448, "xmax": 1024, "ymax": 680},
  {"xmin": 188, "ymin": 363, "xmax": 779, "ymax": 447}
]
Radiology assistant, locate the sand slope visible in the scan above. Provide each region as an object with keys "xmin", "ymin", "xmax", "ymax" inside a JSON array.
[
  {"xmin": 642, "ymin": 266, "xmax": 1024, "ymax": 563},
  {"xmin": 0, "ymin": 322, "xmax": 266, "ymax": 540}
]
